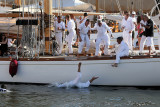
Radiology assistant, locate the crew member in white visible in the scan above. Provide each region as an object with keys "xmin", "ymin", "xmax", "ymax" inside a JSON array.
[
  {"xmin": 121, "ymin": 11, "xmax": 134, "ymax": 51},
  {"xmin": 54, "ymin": 16, "xmax": 65, "ymax": 55},
  {"xmin": 55, "ymin": 62, "xmax": 99, "ymax": 88},
  {"xmin": 78, "ymin": 19, "xmax": 91, "ymax": 55},
  {"xmin": 79, "ymin": 13, "xmax": 88, "ymax": 24},
  {"xmin": 91, "ymin": 20, "xmax": 113, "ymax": 56},
  {"xmin": 131, "ymin": 11, "xmax": 137, "ymax": 42},
  {"xmin": 112, "ymin": 37, "xmax": 129, "ymax": 67},
  {"xmin": 65, "ymin": 15, "xmax": 76, "ymax": 54}
]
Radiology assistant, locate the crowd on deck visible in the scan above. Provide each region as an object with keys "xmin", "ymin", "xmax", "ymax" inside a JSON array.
[
  {"xmin": 0, "ymin": 11, "xmax": 160, "ymax": 67},
  {"xmin": 53, "ymin": 11, "xmax": 160, "ymax": 67}
]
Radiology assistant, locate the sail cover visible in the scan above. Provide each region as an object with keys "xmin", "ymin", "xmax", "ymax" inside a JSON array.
[{"xmin": 80, "ymin": 0, "xmax": 156, "ymax": 13}]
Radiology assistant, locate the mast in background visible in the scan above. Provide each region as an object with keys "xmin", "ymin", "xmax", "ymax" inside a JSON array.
[
  {"xmin": 44, "ymin": 0, "xmax": 53, "ymax": 54},
  {"xmin": 15, "ymin": 0, "xmax": 21, "ymax": 6}
]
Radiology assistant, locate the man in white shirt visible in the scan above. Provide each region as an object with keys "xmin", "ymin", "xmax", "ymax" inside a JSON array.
[
  {"xmin": 112, "ymin": 37, "xmax": 129, "ymax": 67},
  {"xmin": 139, "ymin": 15, "xmax": 147, "ymax": 53},
  {"xmin": 91, "ymin": 20, "xmax": 113, "ymax": 56},
  {"xmin": 131, "ymin": 11, "xmax": 137, "ymax": 42},
  {"xmin": 121, "ymin": 11, "xmax": 134, "ymax": 51},
  {"xmin": 65, "ymin": 15, "xmax": 76, "ymax": 54},
  {"xmin": 55, "ymin": 62, "xmax": 99, "ymax": 88},
  {"xmin": 8, "ymin": 39, "xmax": 13, "ymax": 48},
  {"xmin": 79, "ymin": 13, "xmax": 88, "ymax": 24},
  {"xmin": 54, "ymin": 16, "xmax": 65, "ymax": 55},
  {"xmin": 78, "ymin": 19, "xmax": 91, "ymax": 55},
  {"xmin": 76, "ymin": 16, "xmax": 82, "ymax": 29}
]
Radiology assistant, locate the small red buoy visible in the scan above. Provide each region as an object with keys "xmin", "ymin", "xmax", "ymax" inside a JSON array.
[{"xmin": 9, "ymin": 59, "xmax": 18, "ymax": 77}]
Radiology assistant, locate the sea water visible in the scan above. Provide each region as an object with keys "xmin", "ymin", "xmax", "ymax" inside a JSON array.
[{"xmin": 0, "ymin": 85, "xmax": 160, "ymax": 107}]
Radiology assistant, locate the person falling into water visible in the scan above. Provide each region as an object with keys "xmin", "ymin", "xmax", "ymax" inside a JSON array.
[{"xmin": 55, "ymin": 62, "xmax": 99, "ymax": 88}]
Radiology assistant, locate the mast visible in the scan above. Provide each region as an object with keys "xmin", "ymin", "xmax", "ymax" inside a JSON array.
[
  {"xmin": 15, "ymin": 0, "xmax": 21, "ymax": 6},
  {"xmin": 44, "ymin": 0, "xmax": 52, "ymax": 54},
  {"xmin": 96, "ymin": 0, "xmax": 99, "ymax": 12}
]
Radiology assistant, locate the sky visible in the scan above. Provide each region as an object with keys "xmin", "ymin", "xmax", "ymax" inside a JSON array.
[{"xmin": 74, "ymin": 0, "xmax": 84, "ymax": 5}]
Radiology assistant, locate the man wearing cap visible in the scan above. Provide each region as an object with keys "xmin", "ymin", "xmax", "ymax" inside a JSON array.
[
  {"xmin": 54, "ymin": 16, "xmax": 65, "ymax": 55},
  {"xmin": 79, "ymin": 13, "xmax": 88, "ymax": 24},
  {"xmin": 91, "ymin": 20, "xmax": 113, "ymax": 56},
  {"xmin": 77, "ymin": 19, "xmax": 91, "ymax": 55},
  {"xmin": 131, "ymin": 11, "xmax": 137, "ymax": 43},
  {"xmin": 121, "ymin": 11, "xmax": 134, "ymax": 51}
]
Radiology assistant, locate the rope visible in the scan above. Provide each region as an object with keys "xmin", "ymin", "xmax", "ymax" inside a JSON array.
[
  {"xmin": 5, "ymin": 0, "xmax": 6, "ymax": 7},
  {"xmin": 7, "ymin": 17, "xmax": 10, "ymax": 44},
  {"xmin": 154, "ymin": 0, "xmax": 160, "ymax": 14},
  {"xmin": 15, "ymin": 0, "xmax": 21, "ymax": 59},
  {"xmin": 116, "ymin": 0, "xmax": 122, "ymax": 15},
  {"xmin": 22, "ymin": 0, "xmax": 25, "ymax": 17},
  {"xmin": 42, "ymin": 0, "xmax": 45, "ymax": 56},
  {"xmin": 104, "ymin": 0, "xmax": 105, "ymax": 12},
  {"xmin": 35, "ymin": 0, "xmax": 39, "ymax": 58},
  {"xmin": 58, "ymin": 0, "xmax": 60, "ymax": 16},
  {"xmin": 142, "ymin": 0, "xmax": 143, "ymax": 11},
  {"xmin": 150, "ymin": 3, "xmax": 160, "ymax": 17},
  {"xmin": 61, "ymin": 0, "xmax": 63, "ymax": 15}
]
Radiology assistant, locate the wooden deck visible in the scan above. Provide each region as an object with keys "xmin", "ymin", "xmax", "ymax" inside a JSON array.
[{"xmin": 0, "ymin": 53, "xmax": 160, "ymax": 61}]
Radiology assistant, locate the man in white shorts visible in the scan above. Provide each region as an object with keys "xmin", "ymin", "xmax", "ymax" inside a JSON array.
[
  {"xmin": 77, "ymin": 19, "xmax": 91, "ymax": 55},
  {"xmin": 121, "ymin": 11, "xmax": 134, "ymax": 51},
  {"xmin": 140, "ymin": 14, "xmax": 155, "ymax": 55},
  {"xmin": 54, "ymin": 16, "xmax": 65, "ymax": 55},
  {"xmin": 91, "ymin": 20, "xmax": 113, "ymax": 56}
]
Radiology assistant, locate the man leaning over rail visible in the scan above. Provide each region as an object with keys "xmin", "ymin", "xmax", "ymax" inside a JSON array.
[{"xmin": 112, "ymin": 37, "xmax": 129, "ymax": 67}]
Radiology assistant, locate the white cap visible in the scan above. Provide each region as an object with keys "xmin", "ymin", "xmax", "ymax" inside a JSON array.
[{"xmin": 132, "ymin": 11, "xmax": 136, "ymax": 15}]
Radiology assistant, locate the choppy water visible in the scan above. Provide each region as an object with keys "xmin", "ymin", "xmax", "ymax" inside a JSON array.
[{"xmin": 0, "ymin": 85, "xmax": 160, "ymax": 107}]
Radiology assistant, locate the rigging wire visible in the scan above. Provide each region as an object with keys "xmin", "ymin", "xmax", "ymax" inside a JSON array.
[
  {"xmin": 48, "ymin": 0, "xmax": 51, "ymax": 53},
  {"xmin": 5, "ymin": 0, "xmax": 7, "ymax": 7},
  {"xmin": 116, "ymin": 0, "xmax": 122, "ymax": 15},
  {"xmin": 42, "ymin": 0, "xmax": 45, "ymax": 56},
  {"xmin": 22, "ymin": 0, "xmax": 25, "ymax": 17},
  {"xmin": 16, "ymin": 0, "xmax": 22, "ymax": 59}
]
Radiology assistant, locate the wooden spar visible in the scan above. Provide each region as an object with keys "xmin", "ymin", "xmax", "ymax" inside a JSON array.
[
  {"xmin": 0, "ymin": 12, "xmax": 105, "ymax": 18},
  {"xmin": 15, "ymin": 0, "xmax": 21, "ymax": 6},
  {"xmin": 44, "ymin": 0, "xmax": 52, "ymax": 54},
  {"xmin": 53, "ymin": 12, "xmax": 106, "ymax": 16},
  {"xmin": 0, "ymin": 13, "xmax": 33, "ymax": 17},
  {"xmin": 0, "ymin": 4, "xmax": 13, "ymax": 7},
  {"xmin": 96, "ymin": 0, "xmax": 99, "ymax": 12}
]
